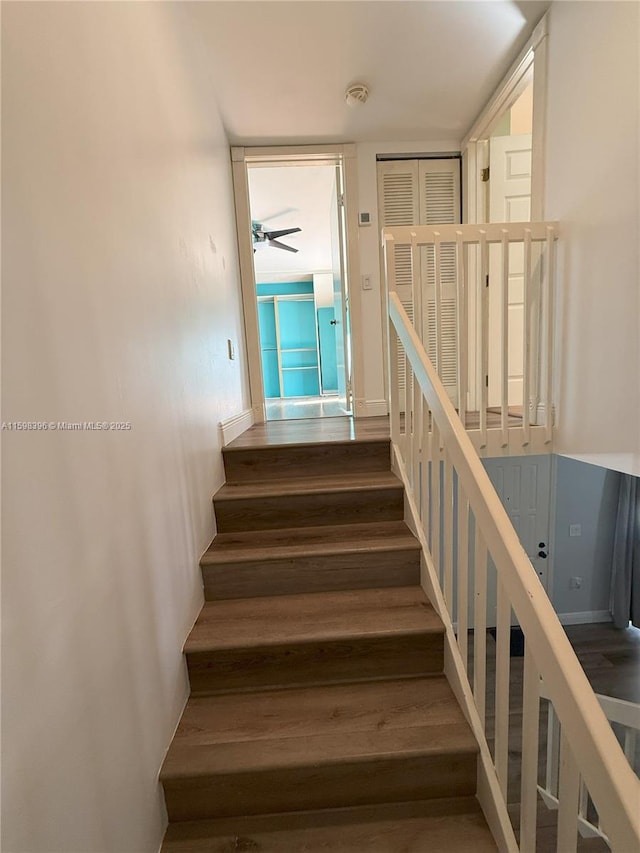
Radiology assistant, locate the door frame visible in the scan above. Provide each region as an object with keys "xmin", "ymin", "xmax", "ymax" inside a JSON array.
[
  {"xmin": 461, "ymin": 11, "xmax": 549, "ymax": 413},
  {"xmin": 231, "ymin": 144, "xmax": 364, "ymax": 424}
]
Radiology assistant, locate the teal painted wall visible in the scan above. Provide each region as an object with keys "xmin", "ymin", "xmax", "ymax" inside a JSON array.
[{"xmin": 256, "ymin": 281, "xmax": 313, "ymax": 297}]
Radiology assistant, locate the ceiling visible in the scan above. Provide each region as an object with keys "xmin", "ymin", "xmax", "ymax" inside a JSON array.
[
  {"xmin": 183, "ymin": 1, "xmax": 549, "ymax": 145},
  {"xmin": 249, "ymin": 165, "xmax": 337, "ymax": 278}
]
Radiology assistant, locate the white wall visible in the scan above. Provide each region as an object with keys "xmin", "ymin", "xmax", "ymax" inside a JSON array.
[
  {"xmin": 355, "ymin": 141, "xmax": 460, "ymax": 413},
  {"xmin": 545, "ymin": 1, "xmax": 640, "ymax": 476},
  {"xmin": 1, "ymin": 4, "xmax": 248, "ymax": 852}
]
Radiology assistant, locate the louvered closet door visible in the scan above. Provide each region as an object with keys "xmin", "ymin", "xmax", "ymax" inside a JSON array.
[
  {"xmin": 418, "ymin": 160, "xmax": 461, "ymax": 402},
  {"xmin": 378, "ymin": 158, "xmax": 460, "ymax": 400},
  {"xmin": 377, "ymin": 160, "xmax": 419, "ymax": 394}
]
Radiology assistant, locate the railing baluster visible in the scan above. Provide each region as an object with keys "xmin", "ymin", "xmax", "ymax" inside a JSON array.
[
  {"xmin": 457, "ymin": 490, "xmax": 470, "ymax": 673},
  {"xmin": 434, "ymin": 235, "xmax": 443, "ymax": 377},
  {"xmin": 411, "ymin": 232, "xmax": 423, "ymax": 341},
  {"xmin": 402, "ymin": 352, "xmax": 410, "ymax": 458},
  {"xmin": 443, "ymin": 451, "xmax": 454, "ymax": 610},
  {"xmin": 421, "ymin": 403, "xmax": 432, "ymax": 545},
  {"xmin": 547, "ymin": 701, "xmax": 561, "ymax": 799},
  {"xmin": 384, "ymin": 235, "xmax": 401, "ymax": 448},
  {"xmin": 455, "ymin": 233, "xmax": 467, "ymax": 425},
  {"xmin": 412, "ymin": 370, "xmax": 421, "ymax": 495},
  {"xmin": 389, "ymin": 327, "xmax": 401, "ymax": 448},
  {"xmin": 473, "ymin": 526, "xmax": 487, "ymax": 727},
  {"xmin": 432, "ymin": 421, "xmax": 441, "ymax": 583},
  {"xmin": 522, "ymin": 229, "xmax": 532, "ymax": 446},
  {"xmin": 500, "ymin": 229, "xmax": 509, "ymax": 447},
  {"xmin": 405, "ymin": 360, "xmax": 412, "ymax": 481},
  {"xmin": 479, "ymin": 232, "xmax": 489, "ymax": 448},
  {"xmin": 495, "ymin": 576, "xmax": 511, "ymax": 797},
  {"xmin": 520, "ymin": 646, "xmax": 540, "ymax": 853},
  {"xmin": 544, "ymin": 225, "xmax": 556, "ymax": 444},
  {"xmin": 557, "ymin": 731, "xmax": 581, "ymax": 853}
]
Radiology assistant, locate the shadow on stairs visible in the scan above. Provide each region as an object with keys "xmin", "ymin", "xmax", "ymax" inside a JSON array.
[{"xmin": 159, "ymin": 421, "xmax": 497, "ymax": 851}]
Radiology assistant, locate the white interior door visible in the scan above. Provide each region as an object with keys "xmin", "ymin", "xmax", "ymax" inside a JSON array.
[
  {"xmin": 487, "ymin": 133, "xmax": 532, "ymax": 408},
  {"xmin": 330, "ymin": 166, "xmax": 351, "ymax": 411},
  {"xmin": 480, "ymin": 454, "xmax": 551, "ymax": 627}
]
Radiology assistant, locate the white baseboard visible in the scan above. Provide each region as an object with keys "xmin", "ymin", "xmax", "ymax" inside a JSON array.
[
  {"xmin": 362, "ymin": 399, "xmax": 388, "ymax": 417},
  {"xmin": 558, "ymin": 610, "xmax": 612, "ymax": 626},
  {"xmin": 219, "ymin": 408, "xmax": 254, "ymax": 446}
]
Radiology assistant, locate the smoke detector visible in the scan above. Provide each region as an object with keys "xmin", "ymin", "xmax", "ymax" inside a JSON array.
[{"xmin": 345, "ymin": 83, "xmax": 369, "ymax": 107}]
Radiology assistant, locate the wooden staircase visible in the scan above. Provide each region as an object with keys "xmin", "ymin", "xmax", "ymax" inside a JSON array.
[{"xmin": 160, "ymin": 424, "xmax": 497, "ymax": 851}]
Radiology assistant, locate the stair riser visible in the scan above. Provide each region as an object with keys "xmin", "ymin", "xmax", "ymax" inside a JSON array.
[
  {"xmin": 222, "ymin": 441, "xmax": 391, "ymax": 483},
  {"xmin": 163, "ymin": 753, "xmax": 477, "ymax": 822},
  {"xmin": 214, "ymin": 487, "xmax": 404, "ymax": 533},
  {"xmin": 186, "ymin": 633, "xmax": 443, "ymax": 695},
  {"xmin": 202, "ymin": 548, "xmax": 421, "ymax": 599}
]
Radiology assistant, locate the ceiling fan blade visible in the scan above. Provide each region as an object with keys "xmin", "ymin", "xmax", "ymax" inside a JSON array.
[
  {"xmin": 268, "ymin": 239, "xmax": 299, "ymax": 253},
  {"xmin": 264, "ymin": 227, "xmax": 302, "ymax": 240}
]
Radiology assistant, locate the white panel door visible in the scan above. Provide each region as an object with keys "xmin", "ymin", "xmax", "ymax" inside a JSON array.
[
  {"xmin": 481, "ymin": 453, "xmax": 551, "ymax": 627},
  {"xmin": 488, "ymin": 134, "xmax": 532, "ymax": 408}
]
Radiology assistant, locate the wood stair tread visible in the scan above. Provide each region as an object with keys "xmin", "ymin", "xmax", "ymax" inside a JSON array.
[
  {"xmin": 225, "ymin": 417, "xmax": 390, "ymax": 449},
  {"xmin": 161, "ymin": 676, "xmax": 477, "ymax": 780},
  {"xmin": 202, "ymin": 521, "xmax": 420, "ymax": 564},
  {"xmin": 224, "ymin": 437, "xmax": 390, "ymax": 453},
  {"xmin": 214, "ymin": 471, "xmax": 401, "ymax": 500},
  {"xmin": 185, "ymin": 587, "xmax": 442, "ymax": 653},
  {"xmin": 162, "ymin": 799, "xmax": 497, "ymax": 852}
]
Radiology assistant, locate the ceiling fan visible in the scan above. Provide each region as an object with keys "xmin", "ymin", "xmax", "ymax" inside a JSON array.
[{"xmin": 251, "ymin": 210, "xmax": 301, "ymax": 253}]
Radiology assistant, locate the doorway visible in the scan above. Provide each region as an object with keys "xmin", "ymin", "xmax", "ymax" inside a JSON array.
[
  {"xmin": 231, "ymin": 146, "xmax": 361, "ymax": 424},
  {"xmin": 486, "ymin": 79, "xmax": 533, "ymax": 414},
  {"xmin": 462, "ymin": 454, "xmax": 552, "ymax": 629}
]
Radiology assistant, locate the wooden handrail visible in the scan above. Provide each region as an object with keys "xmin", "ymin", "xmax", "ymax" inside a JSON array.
[{"xmin": 389, "ymin": 290, "xmax": 640, "ymax": 851}]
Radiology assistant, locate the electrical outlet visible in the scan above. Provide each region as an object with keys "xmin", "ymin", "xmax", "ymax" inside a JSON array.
[
  {"xmin": 569, "ymin": 576, "xmax": 583, "ymax": 590},
  {"xmin": 569, "ymin": 524, "xmax": 582, "ymax": 537}
]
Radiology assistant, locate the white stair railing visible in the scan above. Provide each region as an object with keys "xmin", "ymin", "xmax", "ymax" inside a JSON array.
[
  {"xmin": 539, "ymin": 689, "xmax": 640, "ymax": 844},
  {"xmin": 384, "ymin": 222, "xmax": 558, "ymax": 454},
  {"xmin": 383, "ymin": 242, "xmax": 640, "ymax": 851}
]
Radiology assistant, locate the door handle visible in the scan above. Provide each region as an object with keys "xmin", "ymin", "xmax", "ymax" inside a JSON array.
[
  {"xmin": 538, "ymin": 551, "xmax": 548, "ymax": 559},
  {"xmin": 330, "ymin": 319, "xmax": 337, "ymax": 326}
]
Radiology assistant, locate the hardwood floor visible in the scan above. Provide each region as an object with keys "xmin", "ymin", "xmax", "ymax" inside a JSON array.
[
  {"xmin": 229, "ymin": 411, "xmax": 527, "ymax": 450},
  {"xmin": 265, "ymin": 395, "xmax": 349, "ymax": 421},
  {"xmin": 564, "ymin": 621, "xmax": 640, "ymax": 704},
  {"xmin": 228, "ymin": 416, "xmax": 390, "ymax": 447},
  {"xmin": 475, "ymin": 622, "xmax": 640, "ymax": 852}
]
